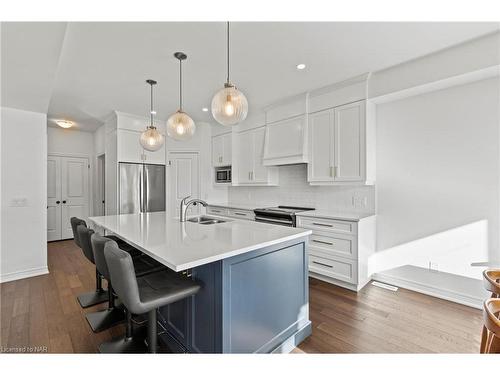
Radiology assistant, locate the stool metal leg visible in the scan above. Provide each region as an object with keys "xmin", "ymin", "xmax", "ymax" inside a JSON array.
[
  {"xmin": 85, "ymin": 282, "xmax": 125, "ymax": 332},
  {"xmin": 77, "ymin": 269, "xmax": 108, "ymax": 308},
  {"xmin": 98, "ymin": 309, "xmax": 148, "ymax": 354},
  {"xmin": 147, "ymin": 309, "xmax": 158, "ymax": 353}
]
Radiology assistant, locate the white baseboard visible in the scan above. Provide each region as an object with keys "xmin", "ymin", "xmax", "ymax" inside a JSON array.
[
  {"xmin": 372, "ymin": 272, "xmax": 483, "ymax": 310},
  {"xmin": 0, "ymin": 266, "xmax": 49, "ymax": 283}
]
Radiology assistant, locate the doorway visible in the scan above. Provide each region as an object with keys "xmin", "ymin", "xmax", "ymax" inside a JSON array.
[
  {"xmin": 167, "ymin": 151, "xmax": 200, "ymax": 219},
  {"xmin": 47, "ymin": 155, "xmax": 90, "ymax": 241}
]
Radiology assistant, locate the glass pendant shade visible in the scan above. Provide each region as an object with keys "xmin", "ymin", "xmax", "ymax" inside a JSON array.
[
  {"xmin": 140, "ymin": 126, "xmax": 164, "ymax": 151},
  {"xmin": 167, "ymin": 110, "xmax": 196, "ymax": 141},
  {"xmin": 211, "ymin": 84, "xmax": 248, "ymax": 126}
]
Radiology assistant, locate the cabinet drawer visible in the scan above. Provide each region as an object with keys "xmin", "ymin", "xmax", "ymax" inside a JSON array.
[
  {"xmin": 297, "ymin": 216, "xmax": 356, "ymax": 235},
  {"xmin": 310, "ymin": 232, "xmax": 356, "ymax": 259},
  {"xmin": 206, "ymin": 206, "xmax": 229, "ymax": 217},
  {"xmin": 308, "ymin": 254, "xmax": 357, "ymax": 284},
  {"xmin": 227, "ymin": 208, "xmax": 255, "ymax": 221}
]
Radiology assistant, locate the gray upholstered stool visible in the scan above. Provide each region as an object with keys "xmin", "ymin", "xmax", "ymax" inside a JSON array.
[
  {"xmin": 102, "ymin": 242, "xmax": 201, "ymax": 353},
  {"xmin": 71, "ymin": 217, "xmax": 108, "ymax": 308},
  {"xmin": 78, "ymin": 229, "xmax": 166, "ymax": 332}
]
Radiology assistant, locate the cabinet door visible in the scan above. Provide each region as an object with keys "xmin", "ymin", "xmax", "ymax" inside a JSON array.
[
  {"xmin": 212, "ymin": 135, "xmax": 224, "ymax": 166},
  {"xmin": 333, "ymin": 101, "xmax": 365, "ymax": 182},
  {"xmin": 117, "ymin": 129, "xmax": 144, "ymax": 163},
  {"xmin": 235, "ymin": 131, "xmax": 254, "ymax": 184},
  {"xmin": 143, "ymin": 143, "xmax": 166, "ymax": 165},
  {"xmin": 222, "ymin": 133, "xmax": 232, "ymax": 166},
  {"xmin": 252, "ymin": 127, "xmax": 268, "ymax": 183},
  {"xmin": 308, "ymin": 110, "xmax": 334, "ymax": 182}
]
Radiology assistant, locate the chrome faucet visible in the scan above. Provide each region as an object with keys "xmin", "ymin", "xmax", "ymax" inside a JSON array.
[{"xmin": 179, "ymin": 196, "xmax": 208, "ymax": 222}]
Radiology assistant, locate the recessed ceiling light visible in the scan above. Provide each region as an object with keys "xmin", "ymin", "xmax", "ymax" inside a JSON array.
[
  {"xmin": 202, "ymin": 107, "xmax": 209, "ymax": 112},
  {"xmin": 296, "ymin": 63, "xmax": 306, "ymax": 70},
  {"xmin": 56, "ymin": 120, "xmax": 74, "ymax": 129}
]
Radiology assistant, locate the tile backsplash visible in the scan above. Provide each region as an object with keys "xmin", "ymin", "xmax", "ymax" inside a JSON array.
[{"xmin": 228, "ymin": 164, "xmax": 375, "ymax": 213}]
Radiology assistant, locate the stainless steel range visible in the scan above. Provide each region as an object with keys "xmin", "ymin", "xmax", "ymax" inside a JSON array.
[{"xmin": 253, "ymin": 206, "xmax": 315, "ymax": 227}]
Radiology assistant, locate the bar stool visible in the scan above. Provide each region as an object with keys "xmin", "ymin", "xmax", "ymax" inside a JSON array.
[
  {"xmin": 481, "ymin": 269, "xmax": 500, "ymax": 352},
  {"xmin": 71, "ymin": 217, "xmax": 108, "ymax": 307},
  {"xmin": 78, "ymin": 229, "xmax": 166, "ymax": 332},
  {"xmin": 481, "ymin": 298, "xmax": 500, "ymax": 353},
  {"xmin": 102, "ymin": 242, "xmax": 201, "ymax": 353}
]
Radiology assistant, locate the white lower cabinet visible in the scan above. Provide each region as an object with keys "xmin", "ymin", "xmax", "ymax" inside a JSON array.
[
  {"xmin": 297, "ymin": 213, "xmax": 376, "ymax": 292},
  {"xmin": 206, "ymin": 205, "xmax": 255, "ymax": 221}
]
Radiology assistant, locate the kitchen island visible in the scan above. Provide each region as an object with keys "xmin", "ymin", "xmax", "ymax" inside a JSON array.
[{"xmin": 88, "ymin": 211, "xmax": 312, "ymax": 353}]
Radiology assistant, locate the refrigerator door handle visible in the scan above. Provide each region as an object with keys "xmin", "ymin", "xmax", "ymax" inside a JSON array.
[
  {"xmin": 143, "ymin": 165, "xmax": 148, "ymax": 213},
  {"xmin": 139, "ymin": 165, "xmax": 144, "ymax": 213}
]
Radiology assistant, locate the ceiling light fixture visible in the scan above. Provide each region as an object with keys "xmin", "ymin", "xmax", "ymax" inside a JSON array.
[
  {"xmin": 211, "ymin": 22, "xmax": 248, "ymax": 126},
  {"xmin": 140, "ymin": 79, "xmax": 164, "ymax": 151},
  {"xmin": 296, "ymin": 63, "xmax": 306, "ymax": 70},
  {"xmin": 202, "ymin": 107, "xmax": 209, "ymax": 112},
  {"xmin": 56, "ymin": 120, "xmax": 74, "ymax": 129},
  {"xmin": 167, "ymin": 52, "xmax": 196, "ymax": 141}
]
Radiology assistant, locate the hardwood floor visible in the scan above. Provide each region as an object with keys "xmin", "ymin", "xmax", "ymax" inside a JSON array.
[{"xmin": 1, "ymin": 240, "xmax": 483, "ymax": 353}]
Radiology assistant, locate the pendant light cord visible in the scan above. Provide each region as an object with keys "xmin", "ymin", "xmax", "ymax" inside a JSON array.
[
  {"xmin": 150, "ymin": 82, "xmax": 154, "ymax": 126},
  {"xmin": 226, "ymin": 21, "xmax": 230, "ymax": 84},
  {"xmin": 179, "ymin": 58, "xmax": 183, "ymax": 111}
]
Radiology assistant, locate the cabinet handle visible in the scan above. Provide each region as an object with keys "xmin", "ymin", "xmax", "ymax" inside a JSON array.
[
  {"xmin": 56, "ymin": 200, "xmax": 60, "ymax": 204},
  {"xmin": 250, "ymin": 171, "xmax": 254, "ymax": 180},
  {"xmin": 312, "ymin": 260, "xmax": 333, "ymax": 268},
  {"xmin": 312, "ymin": 239, "xmax": 334, "ymax": 246},
  {"xmin": 211, "ymin": 209, "xmax": 221, "ymax": 213},
  {"xmin": 62, "ymin": 200, "xmax": 67, "ymax": 204},
  {"xmin": 312, "ymin": 222, "xmax": 333, "ymax": 227},
  {"xmin": 234, "ymin": 212, "xmax": 246, "ymax": 216},
  {"xmin": 330, "ymin": 166, "xmax": 333, "ymax": 177}
]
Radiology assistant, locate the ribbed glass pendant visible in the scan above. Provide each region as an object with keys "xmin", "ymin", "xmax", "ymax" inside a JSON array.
[
  {"xmin": 167, "ymin": 52, "xmax": 195, "ymax": 141},
  {"xmin": 211, "ymin": 84, "xmax": 248, "ymax": 126},
  {"xmin": 211, "ymin": 22, "xmax": 249, "ymax": 126},
  {"xmin": 140, "ymin": 79, "xmax": 164, "ymax": 151}
]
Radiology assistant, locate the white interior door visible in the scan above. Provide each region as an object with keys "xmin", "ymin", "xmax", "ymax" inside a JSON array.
[
  {"xmin": 168, "ymin": 152, "xmax": 200, "ymax": 219},
  {"xmin": 60, "ymin": 157, "xmax": 90, "ymax": 239},
  {"xmin": 47, "ymin": 156, "xmax": 62, "ymax": 241}
]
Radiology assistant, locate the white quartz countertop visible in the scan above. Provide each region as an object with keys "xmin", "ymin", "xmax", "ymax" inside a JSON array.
[
  {"xmin": 295, "ymin": 210, "xmax": 375, "ymax": 222},
  {"xmin": 89, "ymin": 212, "xmax": 311, "ymax": 272}
]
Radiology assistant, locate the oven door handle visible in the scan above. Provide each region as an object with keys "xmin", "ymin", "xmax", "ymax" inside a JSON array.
[{"xmin": 255, "ymin": 216, "xmax": 293, "ymax": 226}]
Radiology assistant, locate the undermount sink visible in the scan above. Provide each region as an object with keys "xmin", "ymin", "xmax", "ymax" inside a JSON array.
[{"xmin": 187, "ymin": 216, "xmax": 227, "ymax": 225}]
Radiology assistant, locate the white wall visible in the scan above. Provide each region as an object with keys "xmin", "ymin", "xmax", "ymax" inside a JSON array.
[
  {"xmin": 1, "ymin": 107, "xmax": 48, "ymax": 282},
  {"xmin": 371, "ymin": 77, "xmax": 499, "ymax": 306}
]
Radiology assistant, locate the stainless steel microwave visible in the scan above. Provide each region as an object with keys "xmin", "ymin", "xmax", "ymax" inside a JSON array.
[{"xmin": 215, "ymin": 167, "xmax": 231, "ymax": 183}]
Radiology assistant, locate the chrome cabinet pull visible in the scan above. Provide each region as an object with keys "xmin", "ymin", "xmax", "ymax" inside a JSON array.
[
  {"xmin": 313, "ymin": 239, "xmax": 334, "ymax": 246},
  {"xmin": 234, "ymin": 212, "xmax": 246, "ymax": 216},
  {"xmin": 312, "ymin": 260, "xmax": 333, "ymax": 268},
  {"xmin": 312, "ymin": 222, "xmax": 333, "ymax": 227}
]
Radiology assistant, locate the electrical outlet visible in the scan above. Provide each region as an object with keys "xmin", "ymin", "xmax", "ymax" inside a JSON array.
[{"xmin": 429, "ymin": 262, "xmax": 439, "ymax": 272}]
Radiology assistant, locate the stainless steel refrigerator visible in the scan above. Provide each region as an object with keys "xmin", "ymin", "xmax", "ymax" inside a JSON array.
[{"xmin": 119, "ymin": 163, "xmax": 165, "ymax": 214}]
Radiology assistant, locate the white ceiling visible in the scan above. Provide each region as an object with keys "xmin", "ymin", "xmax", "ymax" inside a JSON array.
[{"xmin": 2, "ymin": 22, "xmax": 499, "ymax": 131}]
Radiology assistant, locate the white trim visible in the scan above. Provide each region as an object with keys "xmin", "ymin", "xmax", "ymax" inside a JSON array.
[
  {"xmin": 369, "ymin": 65, "xmax": 500, "ymax": 104},
  {"xmin": 372, "ymin": 272, "xmax": 483, "ymax": 310},
  {"xmin": 0, "ymin": 266, "xmax": 49, "ymax": 283}
]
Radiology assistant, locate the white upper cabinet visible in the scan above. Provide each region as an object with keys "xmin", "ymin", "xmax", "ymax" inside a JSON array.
[
  {"xmin": 212, "ymin": 132, "xmax": 232, "ymax": 167},
  {"xmin": 234, "ymin": 126, "xmax": 278, "ymax": 186},
  {"xmin": 307, "ymin": 100, "xmax": 374, "ymax": 185},
  {"xmin": 263, "ymin": 94, "xmax": 309, "ymax": 166},
  {"xmin": 117, "ymin": 129, "xmax": 165, "ymax": 165},
  {"xmin": 308, "ymin": 110, "xmax": 334, "ymax": 183},
  {"xmin": 333, "ymin": 101, "xmax": 365, "ymax": 182}
]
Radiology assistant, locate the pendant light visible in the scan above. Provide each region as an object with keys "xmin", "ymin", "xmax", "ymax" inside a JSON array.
[
  {"xmin": 140, "ymin": 79, "xmax": 164, "ymax": 151},
  {"xmin": 211, "ymin": 22, "xmax": 248, "ymax": 126},
  {"xmin": 167, "ymin": 52, "xmax": 196, "ymax": 141}
]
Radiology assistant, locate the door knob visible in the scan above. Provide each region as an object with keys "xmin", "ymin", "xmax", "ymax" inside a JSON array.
[
  {"xmin": 56, "ymin": 200, "xmax": 61, "ymax": 204},
  {"xmin": 62, "ymin": 200, "xmax": 67, "ymax": 204}
]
